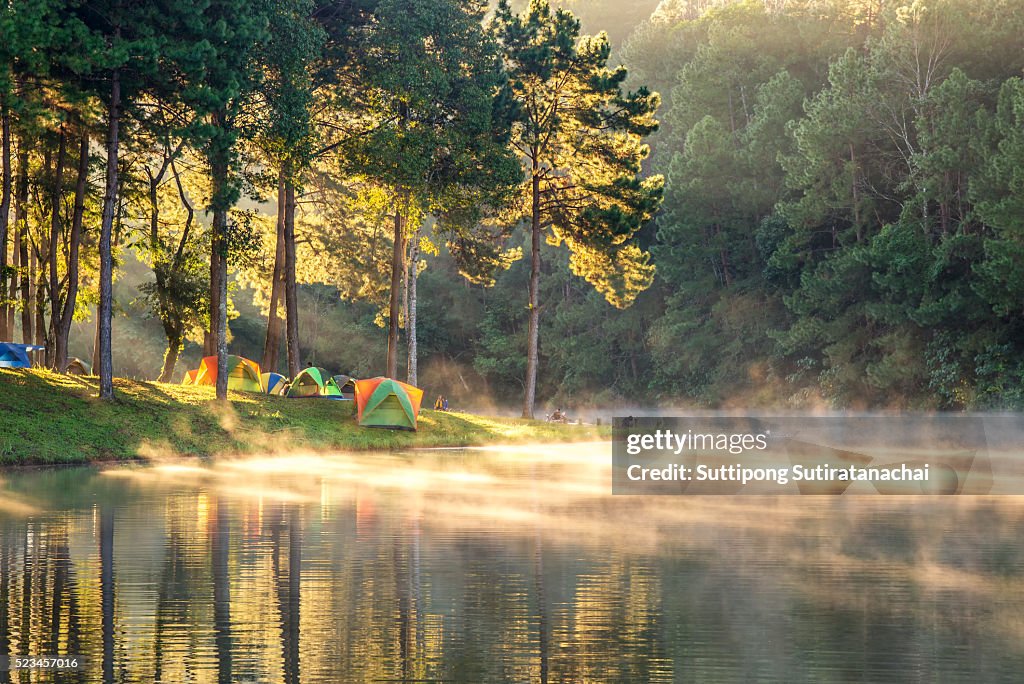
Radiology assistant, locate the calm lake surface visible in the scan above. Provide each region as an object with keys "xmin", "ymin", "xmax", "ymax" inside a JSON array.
[{"xmin": 0, "ymin": 443, "xmax": 1022, "ymax": 683}]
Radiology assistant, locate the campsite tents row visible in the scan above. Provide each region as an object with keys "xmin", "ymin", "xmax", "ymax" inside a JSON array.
[
  {"xmin": 181, "ymin": 355, "xmax": 422, "ymax": 430},
  {"xmin": 182, "ymin": 356, "xmax": 357, "ymax": 399},
  {"xmin": 0, "ymin": 343, "xmax": 90, "ymax": 374}
]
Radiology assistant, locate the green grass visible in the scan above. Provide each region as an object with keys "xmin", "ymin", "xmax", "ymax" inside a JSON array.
[{"xmin": 0, "ymin": 369, "xmax": 609, "ymax": 465}]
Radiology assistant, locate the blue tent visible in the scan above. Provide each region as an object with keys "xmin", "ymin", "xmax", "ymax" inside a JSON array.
[
  {"xmin": 261, "ymin": 372, "xmax": 289, "ymax": 396},
  {"xmin": 0, "ymin": 343, "xmax": 45, "ymax": 369}
]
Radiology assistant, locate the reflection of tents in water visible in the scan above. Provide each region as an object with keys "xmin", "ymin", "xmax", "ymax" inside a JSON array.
[
  {"xmin": 189, "ymin": 355, "xmax": 263, "ymax": 393},
  {"xmin": 287, "ymin": 367, "xmax": 344, "ymax": 399},
  {"xmin": 0, "ymin": 343, "xmax": 44, "ymax": 368},
  {"xmin": 354, "ymin": 377, "xmax": 423, "ymax": 431}
]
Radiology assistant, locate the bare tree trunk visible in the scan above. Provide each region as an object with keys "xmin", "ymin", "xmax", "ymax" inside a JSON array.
[
  {"xmin": 91, "ymin": 311, "xmax": 100, "ymax": 375},
  {"xmin": 155, "ymin": 160, "xmax": 195, "ymax": 384},
  {"xmin": 149, "ymin": 157, "xmax": 170, "ymax": 381},
  {"xmin": 157, "ymin": 330, "xmax": 181, "ymax": 384},
  {"xmin": 210, "ymin": 153, "xmax": 229, "ymax": 401},
  {"xmin": 33, "ymin": 244, "xmax": 46, "ymax": 355},
  {"xmin": 0, "ymin": 98, "xmax": 11, "ymax": 341},
  {"xmin": 98, "ymin": 66, "xmax": 122, "ymax": 399},
  {"xmin": 15, "ymin": 148, "xmax": 29, "ymax": 344},
  {"xmin": 406, "ymin": 221, "xmax": 419, "ymax": 386},
  {"xmin": 523, "ymin": 170, "xmax": 542, "ymax": 419},
  {"xmin": 262, "ymin": 172, "xmax": 286, "ymax": 373},
  {"xmin": 55, "ymin": 133, "xmax": 88, "ymax": 372},
  {"xmin": 19, "ymin": 222, "xmax": 31, "ymax": 344},
  {"xmin": 213, "ymin": 216, "xmax": 228, "ymax": 400},
  {"xmin": 8, "ymin": 223, "xmax": 18, "ymax": 336},
  {"xmin": 386, "ymin": 201, "xmax": 404, "ymax": 379},
  {"xmin": 283, "ymin": 177, "xmax": 300, "ymax": 378},
  {"xmin": 47, "ymin": 129, "xmax": 67, "ymax": 368},
  {"xmin": 205, "ymin": 245, "xmax": 220, "ymax": 358},
  {"xmin": 205, "ymin": 153, "xmax": 221, "ymax": 362}
]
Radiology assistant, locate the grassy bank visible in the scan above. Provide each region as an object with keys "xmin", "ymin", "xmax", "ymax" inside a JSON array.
[{"xmin": 0, "ymin": 369, "xmax": 609, "ymax": 465}]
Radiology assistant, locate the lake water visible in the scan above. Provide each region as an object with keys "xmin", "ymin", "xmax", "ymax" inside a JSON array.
[{"xmin": 0, "ymin": 444, "xmax": 1022, "ymax": 683}]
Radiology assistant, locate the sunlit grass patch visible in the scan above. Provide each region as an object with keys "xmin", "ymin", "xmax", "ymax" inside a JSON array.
[{"xmin": 0, "ymin": 369, "xmax": 608, "ymax": 465}]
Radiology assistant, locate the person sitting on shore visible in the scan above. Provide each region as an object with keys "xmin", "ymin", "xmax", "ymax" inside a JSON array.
[
  {"xmin": 442, "ymin": 396, "xmax": 449, "ymax": 411},
  {"xmin": 434, "ymin": 396, "xmax": 444, "ymax": 411}
]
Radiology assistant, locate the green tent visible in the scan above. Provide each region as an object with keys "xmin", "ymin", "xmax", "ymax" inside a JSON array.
[
  {"xmin": 286, "ymin": 367, "xmax": 344, "ymax": 399},
  {"xmin": 355, "ymin": 378, "xmax": 422, "ymax": 431}
]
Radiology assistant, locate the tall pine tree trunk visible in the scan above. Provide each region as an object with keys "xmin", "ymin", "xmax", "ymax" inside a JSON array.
[
  {"xmin": 205, "ymin": 147, "xmax": 223, "ymax": 362},
  {"xmin": 212, "ymin": 210, "xmax": 228, "ymax": 400},
  {"xmin": 8, "ymin": 223, "xmax": 18, "ymax": 336},
  {"xmin": 262, "ymin": 172, "xmax": 286, "ymax": 373},
  {"xmin": 33, "ymin": 244, "xmax": 46, "ymax": 355},
  {"xmin": 210, "ymin": 152, "xmax": 229, "ymax": 401},
  {"xmin": 406, "ymin": 222, "xmax": 419, "ymax": 386},
  {"xmin": 98, "ymin": 67, "xmax": 122, "ymax": 399},
  {"xmin": 386, "ymin": 201, "xmax": 404, "ymax": 380},
  {"xmin": 205, "ymin": 245, "xmax": 220, "ymax": 358},
  {"xmin": 523, "ymin": 170, "xmax": 542, "ymax": 419},
  {"xmin": 283, "ymin": 176, "xmax": 300, "ymax": 378},
  {"xmin": 19, "ymin": 223, "xmax": 31, "ymax": 344},
  {"xmin": 16, "ymin": 148, "xmax": 30, "ymax": 345},
  {"xmin": 56, "ymin": 133, "xmax": 89, "ymax": 372},
  {"xmin": 0, "ymin": 98, "xmax": 11, "ymax": 342},
  {"xmin": 47, "ymin": 129, "xmax": 67, "ymax": 368}
]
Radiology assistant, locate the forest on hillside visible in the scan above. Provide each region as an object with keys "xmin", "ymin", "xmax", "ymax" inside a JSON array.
[{"xmin": 3, "ymin": 0, "xmax": 1024, "ymax": 413}]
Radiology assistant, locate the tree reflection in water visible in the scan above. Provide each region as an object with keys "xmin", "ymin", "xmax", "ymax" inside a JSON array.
[{"xmin": 0, "ymin": 446, "xmax": 1020, "ymax": 682}]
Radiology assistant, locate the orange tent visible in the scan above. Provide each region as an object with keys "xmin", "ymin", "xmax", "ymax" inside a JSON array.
[
  {"xmin": 192, "ymin": 355, "xmax": 263, "ymax": 393},
  {"xmin": 181, "ymin": 369, "xmax": 199, "ymax": 385},
  {"xmin": 354, "ymin": 377, "xmax": 424, "ymax": 430}
]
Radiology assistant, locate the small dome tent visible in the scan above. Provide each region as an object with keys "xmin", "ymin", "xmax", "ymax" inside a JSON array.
[
  {"xmin": 286, "ymin": 367, "xmax": 344, "ymax": 399},
  {"xmin": 354, "ymin": 377, "xmax": 424, "ymax": 431},
  {"xmin": 65, "ymin": 358, "xmax": 91, "ymax": 376},
  {"xmin": 192, "ymin": 355, "xmax": 263, "ymax": 393},
  {"xmin": 333, "ymin": 374, "xmax": 357, "ymax": 400},
  {"xmin": 0, "ymin": 343, "xmax": 44, "ymax": 369},
  {"xmin": 261, "ymin": 372, "xmax": 288, "ymax": 396}
]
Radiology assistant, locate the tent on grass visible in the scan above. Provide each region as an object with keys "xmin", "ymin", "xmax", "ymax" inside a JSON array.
[
  {"xmin": 333, "ymin": 374, "xmax": 357, "ymax": 399},
  {"xmin": 262, "ymin": 372, "xmax": 288, "ymax": 396},
  {"xmin": 286, "ymin": 367, "xmax": 344, "ymax": 399},
  {"xmin": 181, "ymin": 369, "xmax": 199, "ymax": 385},
  {"xmin": 66, "ymin": 358, "xmax": 91, "ymax": 375},
  {"xmin": 193, "ymin": 355, "xmax": 263, "ymax": 393},
  {"xmin": 354, "ymin": 377, "xmax": 424, "ymax": 431},
  {"xmin": 0, "ymin": 343, "xmax": 45, "ymax": 369}
]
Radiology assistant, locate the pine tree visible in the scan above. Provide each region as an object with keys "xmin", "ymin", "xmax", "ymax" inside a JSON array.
[
  {"xmin": 493, "ymin": 0, "xmax": 663, "ymax": 417},
  {"xmin": 343, "ymin": 0, "xmax": 520, "ymax": 381}
]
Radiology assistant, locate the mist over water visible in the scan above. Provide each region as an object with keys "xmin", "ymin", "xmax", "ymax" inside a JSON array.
[{"xmin": 1, "ymin": 444, "xmax": 1023, "ymax": 682}]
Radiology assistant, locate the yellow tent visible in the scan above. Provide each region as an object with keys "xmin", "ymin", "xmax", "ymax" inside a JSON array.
[{"xmin": 192, "ymin": 355, "xmax": 263, "ymax": 393}]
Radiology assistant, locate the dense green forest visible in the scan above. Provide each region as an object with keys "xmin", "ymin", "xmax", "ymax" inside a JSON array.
[{"xmin": 3, "ymin": 0, "xmax": 1024, "ymax": 413}]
